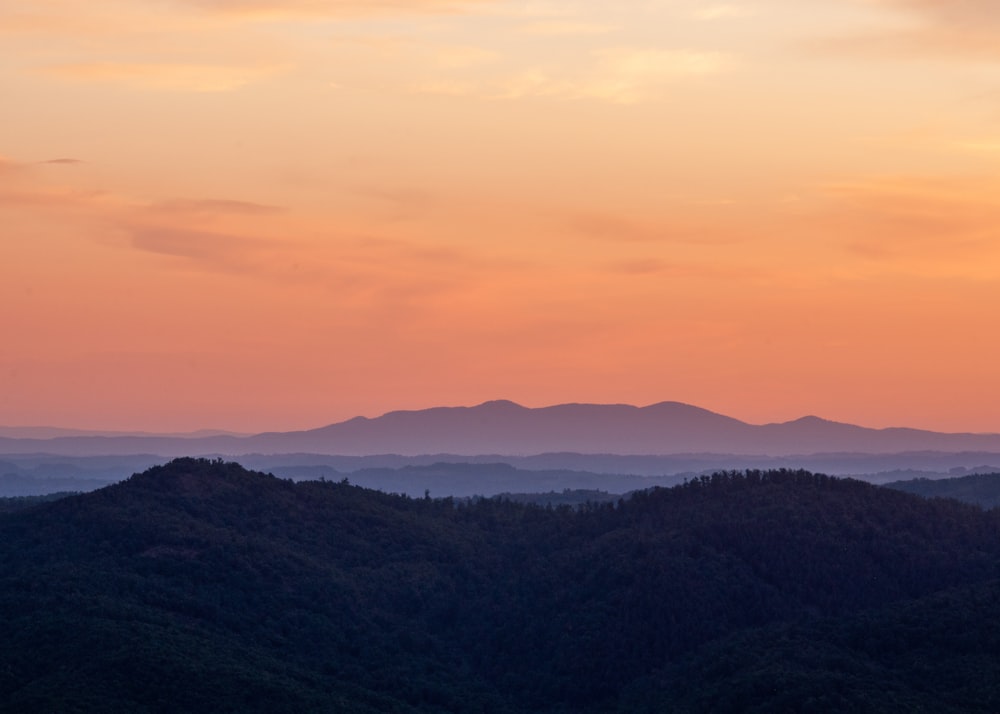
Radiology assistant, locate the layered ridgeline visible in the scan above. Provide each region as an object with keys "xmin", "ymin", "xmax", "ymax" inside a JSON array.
[
  {"xmin": 886, "ymin": 472, "xmax": 1000, "ymax": 509},
  {"xmin": 2, "ymin": 459, "xmax": 1000, "ymax": 712},
  {"xmin": 5, "ymin": 400, "xmax": 1000, "ymax": 457},
  {"xmin": 7, "ymin": 401, "xmax": 1000, "ymax": 498}
]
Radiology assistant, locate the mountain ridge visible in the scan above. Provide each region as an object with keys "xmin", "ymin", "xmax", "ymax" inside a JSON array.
[{"xmin": 2, "ymin": 400, "xmax": 999, "ymax": 457}]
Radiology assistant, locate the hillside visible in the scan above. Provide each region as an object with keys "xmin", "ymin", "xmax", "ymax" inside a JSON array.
[
  {"xmin": 885, "ymin": 472, "xmax": 1000, "ymax": 509},
  {"xmin": 1, "ymin": 459, "xmax": 999, "ymax": 712}
]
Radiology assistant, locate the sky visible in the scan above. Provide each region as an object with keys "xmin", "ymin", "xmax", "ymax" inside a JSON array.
[{"xmin": 2, "ymin": 0, "xmax": 1000, "ymax": 434}]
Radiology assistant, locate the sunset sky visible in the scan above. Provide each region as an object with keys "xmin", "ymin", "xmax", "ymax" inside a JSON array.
[{"xmin": 2, "ymin": 0, "xmax": 1000, "ymax": 433}]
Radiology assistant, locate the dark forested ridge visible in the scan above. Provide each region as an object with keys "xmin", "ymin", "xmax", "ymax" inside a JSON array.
[
  {"xmin": 885, "ymin": 472, "xmax": 1000, "ymax": 509},
  {"xmin": 0, "ymin": 492, "xmax": 78, "ymax": 514},
  {"xmin": 2, "ymin": 458, "xmax": 999, "ymax": 712}
]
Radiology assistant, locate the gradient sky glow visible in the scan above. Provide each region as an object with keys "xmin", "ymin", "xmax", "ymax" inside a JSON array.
[{"xmin": 3, "ymin": 0, "xmax": 1000, "ymax": 433}]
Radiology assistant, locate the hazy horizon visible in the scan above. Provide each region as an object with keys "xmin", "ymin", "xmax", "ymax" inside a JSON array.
[{"xmin": 3, "ymin": 398, "xmax": 1000, "ymax": 438}]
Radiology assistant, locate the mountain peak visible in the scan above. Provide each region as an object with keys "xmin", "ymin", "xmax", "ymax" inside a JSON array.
[
  {"xmin": 776, "ymin": 415, "xmax": 858, "ymax": 429},
  {"xmin": 473, "ymin": 399, "xmax": 526, "ymax": 410},
  {"xmin": 122, "ymin": 457, "xmax": 275, "ymax": 497}
]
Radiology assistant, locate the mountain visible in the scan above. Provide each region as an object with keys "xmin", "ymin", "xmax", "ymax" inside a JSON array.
[
  {"xmin": 3, "ymin": 400, "xmax": 1000, "ymax": 457},
  {"xmin": 2, "ymin": 458, "xmax": 1000, "ymax": 712}
]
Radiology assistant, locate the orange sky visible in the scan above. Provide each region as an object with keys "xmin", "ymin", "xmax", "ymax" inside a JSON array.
[{"xmin": 2, "ymin": 0, "xmax": 1000, "ymax": 433}]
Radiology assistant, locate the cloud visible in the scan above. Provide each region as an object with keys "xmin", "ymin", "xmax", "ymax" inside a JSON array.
[
  {"xmin": 518, "ymin": 21, "xmax": 619, "ymax": 36},
  {"xmin": 0, "ymin": 171, "xmax": 108, "ymax": 209},
  {"xmin": 598, "ymin": 47, "xmax": 729, "ymax": 76},
  {"xmin": 556, "ymin": 48, "xmax": 731, "ymax": 102},
  {"xmin": 875, "ymin": 0, "xmax": 1000, "ymax": 27},
  {"xmin": 1, "ymin": 156, "xmax": 86, "ymax": 174},
  {"xmin": 127, "ymin": 226, "xmax": 274, "ymax": 272},
  {"xmin": 146, "ymin": 199, "xmax": 284, "ymax": 216},
  {"xmin": 821, "ymin": 177, "xmax": 1000, "ymax": 273},
  {"xmin": 954, "ymin": 140, "xmax": 1000, "ymax": 154},
  {"xmin": 42, "ymin": 62, "xmax": 286, "ymax": 92},
  {"xmin": 822, "ymin": 0, "xmax": 1000, "ymax": 62},
  {"xmin": 438, "ymin": 47, "xmax": 733, "ymax": 103}
]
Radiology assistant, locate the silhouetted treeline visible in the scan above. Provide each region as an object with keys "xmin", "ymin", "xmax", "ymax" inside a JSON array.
[{"xmin": 1, "ymin": 459, "xmax": 999, "ymax": 712}]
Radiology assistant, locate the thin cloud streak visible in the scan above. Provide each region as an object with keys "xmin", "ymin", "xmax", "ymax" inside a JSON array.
[
  {"xmin": 146, "ymin": 199, "xmax": 285, "ymax": 216},
  {"xmin": 129, "ymin": 227, "xmax": 268, "ymax": 268},
  {"xmin": 41, "ymin": 62, "xmax": 289, "ymax": 91},
  {"xmin": 819, "ymin": 176, "xmax": 1000, "ymax": 277},
  {"xmin": 413, "ymin": 47, "xmax": 732, "ymax": 103}
]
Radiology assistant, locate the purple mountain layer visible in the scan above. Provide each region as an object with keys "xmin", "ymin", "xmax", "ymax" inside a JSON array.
[{"xmin": 2, "ymin": 400, "xmax": 1000, "ymax": 457}]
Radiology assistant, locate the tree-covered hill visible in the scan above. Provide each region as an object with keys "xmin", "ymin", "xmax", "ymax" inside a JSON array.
[
  {"xmin": 885, "ymin": 472, "xmax": 1000, "ymax": 509},
  {"xmin": 1, "ymin": 458, "xmax": 999, "ymax": 712}
]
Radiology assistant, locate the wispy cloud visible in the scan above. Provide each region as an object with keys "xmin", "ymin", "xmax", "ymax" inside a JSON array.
[
  {"xmin": 821, "ymin": 176, "xmax": 1000, "ymax": 275},
  {"xmin": 126, "ymin": 226, "xmax": 273, "ymax": 271},
  {"xmin": 146, "ymin": 199, "xmax": 284, "ymax": 216},
  {"xmin": 821, "ymin": 0, "xmax": 1000, "ymax": 62},
  {"xmin": 518, "ymin": 48, "xmax": 729, "ymax": 102},
  {"xmin": 585, "ymin": 47, "xmax": 730, "ymax": 101},
  {"xmin": 518, "ymin": 21, "xmax": 619, "ymax": 36},
  {"xmin": 953, "ymin": 140, "xmax": 1000, "ymax": 154},
  {"xmin": 41, "ymin": 62, "xmax": 287, "ymax": 92},
  {"xmin": 876, "ymin": 0, "xmax": 1000, "ymax": 27},
  {"xmin": 414, "ymin": 46, "xmax": 732, "ymax": 103}
]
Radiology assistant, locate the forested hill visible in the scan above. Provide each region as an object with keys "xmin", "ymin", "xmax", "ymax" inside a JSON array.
[
  {"xmin": 2, "ymin": 458, "xmax": 1000, "ymax": 712},
  {"xmin": 885, "ymin": 472, "xmax": 1000, "ymax": 509}
]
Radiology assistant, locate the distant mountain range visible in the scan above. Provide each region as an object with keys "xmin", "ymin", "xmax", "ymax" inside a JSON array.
[{"xmin": 2, "ymin": 400, "xmax": 1000, "ymax": 457}]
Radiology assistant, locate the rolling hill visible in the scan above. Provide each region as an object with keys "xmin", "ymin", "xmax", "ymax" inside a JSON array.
[{"xmin": 1, "ymin": 458, "xmax": 999, "ymax": 712}]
